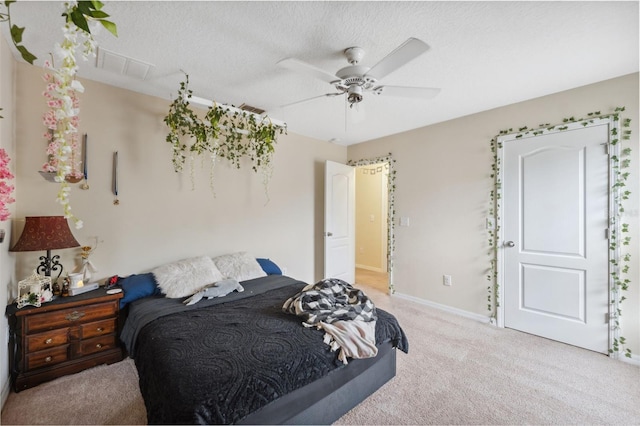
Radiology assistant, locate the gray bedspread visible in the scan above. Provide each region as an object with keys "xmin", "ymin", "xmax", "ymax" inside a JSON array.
[{"xmin": 122, "ymin": 275, "xmax": 408, "ymax": 424}]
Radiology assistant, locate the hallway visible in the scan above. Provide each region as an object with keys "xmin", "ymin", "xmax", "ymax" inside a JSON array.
[{"xmin": 355, "ymin": 268, "xmax": 388, "ymax": 292}]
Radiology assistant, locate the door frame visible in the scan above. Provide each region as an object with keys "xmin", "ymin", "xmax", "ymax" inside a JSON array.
[
  {"xmin": 348, "ymin": 154, "xmax": 396, "ymax": 293},
  {"xmin": 494, "ymin": 117, "xmax": 620, "ymax": 355}
]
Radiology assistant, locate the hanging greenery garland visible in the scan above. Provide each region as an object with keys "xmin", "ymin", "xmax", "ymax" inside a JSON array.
[
  {"xmin": 348, "ymin": 153, "xmax": 397, "ymax": 292},
  {"xmin": 164, "ymin": 74, "xmax": 286, "ymax": 197},
  {"xmin": 487, "ymin": 107, "xmax": 632, "ymax": 358}
]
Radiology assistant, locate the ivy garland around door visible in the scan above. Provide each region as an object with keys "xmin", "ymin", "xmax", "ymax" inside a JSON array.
[
  {"xmin": 487, "ymin": 107, "xmax": 632, "ymax": 358},
  {"xmin": 164, "ymin": 75, "xmax": 286, "ymax": 196},
  {"xmin": 347, "ymin": 153, "xmax": 397, "ymax": 293}
]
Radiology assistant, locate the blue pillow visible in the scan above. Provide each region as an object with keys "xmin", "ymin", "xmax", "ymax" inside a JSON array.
[
  {"xmin": 119, "ymin": 273, "xmax": 161, "ymax": 308},
  {"xmin": 256, "ymin": 258, "xmax": 282, "ymax": 275}
]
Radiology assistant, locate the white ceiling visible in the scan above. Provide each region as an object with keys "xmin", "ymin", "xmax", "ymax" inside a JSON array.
[{"xmin": 3, "ymin": 1, "xmax": 639, "ymax": 145}]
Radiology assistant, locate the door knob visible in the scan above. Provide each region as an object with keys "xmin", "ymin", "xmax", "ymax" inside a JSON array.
[
  {"xmin": 326, "ymin": 232, "xmax": 333, "ymax": 237},
  {"xmin": 505, "ymin": 241, "xmax": 515, "ymax": 248}
]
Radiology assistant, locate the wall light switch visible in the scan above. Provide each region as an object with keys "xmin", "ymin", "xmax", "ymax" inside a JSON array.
[{"xmin": 400, "ymin": 217, "xmax": 410, "ymax": 227}]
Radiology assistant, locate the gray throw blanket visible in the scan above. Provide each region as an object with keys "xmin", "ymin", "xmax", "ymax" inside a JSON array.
[{"xmin": 282, "ymin": 278, "xmax": 377, "ymax": 325}]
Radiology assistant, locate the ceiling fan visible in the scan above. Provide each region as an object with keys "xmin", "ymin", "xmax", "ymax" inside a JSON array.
[{"xmin": 278, "ymin": 38, "xmax": 441, "ymax": 109}]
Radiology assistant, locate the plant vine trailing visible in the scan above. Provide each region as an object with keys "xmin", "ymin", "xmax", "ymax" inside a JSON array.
[
  {"xmin": 487, "ymin": 107, "xmax": 632, "ymax": 358},
  {"xmin": 164, "ymin": 74, "xmax": 286, "ymax": 198},
  {"xmin": 347, "ymin": 153, "xmax": 397, "ymax": 293}
]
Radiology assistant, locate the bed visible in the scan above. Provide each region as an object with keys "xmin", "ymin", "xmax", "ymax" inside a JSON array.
[{"xmin": 120, "ymin": 270, "xmax": 408, "ymax": 425}]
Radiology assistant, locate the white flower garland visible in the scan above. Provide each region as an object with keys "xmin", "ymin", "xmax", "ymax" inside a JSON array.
[{"xmin": 41, "ymin": 3, "xmax": 99, "ymax": 229}]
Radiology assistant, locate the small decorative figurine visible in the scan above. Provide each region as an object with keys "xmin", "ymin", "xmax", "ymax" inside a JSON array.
[
  {"xmin": 75, "ymin": 238, "xmax": 99, "ymax": 283},
  {"xmin": 61, "ymin": 277, "xmax": 70, "ymax": 297}
]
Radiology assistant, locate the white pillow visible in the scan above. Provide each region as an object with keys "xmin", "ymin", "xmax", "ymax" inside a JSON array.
[
  {"xmin": 152, "ymin": 256, "xmax": 224, "ymax": 298},
  {"xmin": 212, "ymin": 252, "xmax": 267, "ymax": 282}
]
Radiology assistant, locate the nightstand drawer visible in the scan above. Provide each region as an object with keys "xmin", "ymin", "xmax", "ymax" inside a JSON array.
[
  {"xmin": 81, "ymin": 318, "xmax": 116, "ymax": 339},
  {"xmin": 26, "ymin": 329, "xmax": 69, "ymax": 352},
  {"xmin": 26, "ymin": 345, "xmax": 69, "ymax": 370},
  {"xmin": 24, "ymin": 301, "xmax": 118, "ymax": 333},
  {"xmin": 8, "ymin": 289, "xmax": 124, "ymax": 391},
  {"xmin": 80, "ymin": 335, "xmax": 117, "ymax": 356}
]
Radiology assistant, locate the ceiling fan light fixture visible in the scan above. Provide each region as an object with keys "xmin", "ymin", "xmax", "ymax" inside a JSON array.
[{"xmin": 347, "ymin": 85, "xmax": 363, "ymax": 106}]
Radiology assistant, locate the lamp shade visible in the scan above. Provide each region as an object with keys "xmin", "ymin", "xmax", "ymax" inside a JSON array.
[{"xmin": 10, "ymin": 216, "xmax": 80, "ymax": 252}]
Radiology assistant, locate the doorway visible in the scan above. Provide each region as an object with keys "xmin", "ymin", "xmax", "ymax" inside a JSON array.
[
  {"xmin": 355, "ymin": 162, "xmax": 388, "ymax": 292},
  {"xmin": 348, "ymin": 155, "xmax": 395, "ymax": 293}
]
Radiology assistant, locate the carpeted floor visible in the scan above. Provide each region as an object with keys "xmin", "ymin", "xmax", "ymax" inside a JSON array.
[{"xmin": 2, "ymin": 283, "xmax": 639, "ymax": 425}]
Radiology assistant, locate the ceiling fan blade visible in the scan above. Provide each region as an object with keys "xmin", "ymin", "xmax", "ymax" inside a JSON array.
[
  {"xmin": 366, "ymin": 38, "xmax": 430, "ymax": 80},
  {"xmin": 279, "ymin": 92, "xmax": 342, "ymax": 109},
  {"xmin": 376, "ymin": 85, "xmax": 441, "ymax": 99},
  {"xmin": 277, "ymin": 58, "xmax": 337, "ymax": 84}
]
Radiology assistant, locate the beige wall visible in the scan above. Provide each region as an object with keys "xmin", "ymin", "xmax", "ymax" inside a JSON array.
[
  {"xmin": 0, "ymin": 34, "xmax": 16, "ymax": 408},
  {"xmin": 355, "ymin": 164, "xmax": 387, "ymax": 271},
  {"xmin": 12, "ymin": 63, "xmax": 346, "ymax": 284},
  {"xmin": 348, "ymin": 73, "xmax": 640, "ymax": 358}
]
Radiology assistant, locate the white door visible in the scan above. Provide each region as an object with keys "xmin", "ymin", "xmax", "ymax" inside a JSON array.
[
  {"xmin": 502, "ymin": 123, "xmax": 610, "ymax": 353},
  {"xmin": 324, "ymin": 160, "xmax": 355, "ymax": 283}
]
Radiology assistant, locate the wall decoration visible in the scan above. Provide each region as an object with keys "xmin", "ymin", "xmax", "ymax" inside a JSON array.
[
  {"xmin": 487, "ymin": 107, "xmax": 632, "ymax": 358},
  {"xmin": 80, "ymin": 133, "xmax": 89, "ymax": 190},
  {"xmin": 1, "ymin": 1, "xmax": 119, "ymax": 229},
  {"xmin": 164, "ymin": 74, "xmax": 286, "ymax": 197},
  {"xmin": 0, "ymin": 148, "xmax": 15, "ymax": 221},
  {"xmin": 347, "ymin": 153, "xmax": 396, "ymax": 293},
  {"xmin": 112, "ymin": 151, "xmax": 119, "ymax": 205}
]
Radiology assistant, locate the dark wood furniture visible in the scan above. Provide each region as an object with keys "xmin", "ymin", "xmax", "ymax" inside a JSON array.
[{"xmin": 6, "ymin": 288, "xmax": 124, "ymax": 392}]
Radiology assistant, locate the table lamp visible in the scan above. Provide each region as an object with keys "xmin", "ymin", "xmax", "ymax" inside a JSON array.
[{"xmin": 10, "ymin": 216, "xmax": 80, "ymax": 283}]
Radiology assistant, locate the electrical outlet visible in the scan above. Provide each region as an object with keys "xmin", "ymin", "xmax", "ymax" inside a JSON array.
[{"xmin": 443, "ymin": 275, "xmax": 452, "ymax": 286}]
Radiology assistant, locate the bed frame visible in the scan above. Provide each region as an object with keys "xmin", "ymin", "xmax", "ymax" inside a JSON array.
[{"xmin": 239, "ymin": 342, "xmax": 396, "ymax": 424}]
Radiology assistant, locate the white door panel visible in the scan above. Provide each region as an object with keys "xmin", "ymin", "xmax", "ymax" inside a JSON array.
[
  {"xmin": 324, "ymin": 161, "xmax": 355, "ymax": 283},
  {"xmin": 503, "ymin": 123, "xmax": 609, "ymax": 353},
  {"xmin": 521, "ymin": 146, "xmax": 585, "ymax": 256}
]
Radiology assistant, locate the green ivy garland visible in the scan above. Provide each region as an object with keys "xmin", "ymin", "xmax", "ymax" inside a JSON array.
[
  {"xmin": 488, "ymin": 107, "xmax": 632, "ymax": 358},
  {"xmin": 164, "ymin": 74, "xmax": 286, "ymax": 196},
  {"xmin": 348, "ymin": 153, "xmax": 397, "ymax": 292}
]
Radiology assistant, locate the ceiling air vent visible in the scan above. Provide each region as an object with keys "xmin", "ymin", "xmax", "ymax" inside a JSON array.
[
  {"xmin": 239, "ymin": 104, "xmax": 266, "ymax": 115},
  {"xmin": 96, "ymin": 47, "xmax": 154, "ymax": 80}
]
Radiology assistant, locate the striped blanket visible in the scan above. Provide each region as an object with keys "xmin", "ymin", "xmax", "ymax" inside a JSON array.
[{"xmin": 283, "ymin": 278, "xmax": 378, "ymax": 363}]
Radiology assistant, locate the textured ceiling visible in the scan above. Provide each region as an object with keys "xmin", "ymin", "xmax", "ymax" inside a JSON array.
[{"xmin": 3, "ymin": 1, "xmax": 639, "ymax": 145}]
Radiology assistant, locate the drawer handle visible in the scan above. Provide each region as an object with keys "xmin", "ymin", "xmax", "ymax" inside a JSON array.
[
  {"xmin": 45, "ymin": 338, "xmax": 53, "ymax": 344},
  {"xmin": 45, "ymin": 356, "xmax": 52, "ymax": 363},
  {"xmin": 96, "ymin": 343, "xmax": 103, "ymax": 349},
  {"xmin": 65, "ymin": 311, "xmax": 86, "ymax": 321},
  {"xmin": 96, "ymin": 327, "xmax": 104, "ymax": 332}
]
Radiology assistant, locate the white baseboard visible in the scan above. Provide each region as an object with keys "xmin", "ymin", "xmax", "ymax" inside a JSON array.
[
  {"xmin": 617, "ymin": 352, "xmax": 640, "ymax": 366},
  {"xmin": 392, "ymin": 291, "xmax": 491, "ymax": 324},
  {"xmin": 393, "ymin": 292, "xmax": 640, "ymax": 365}
]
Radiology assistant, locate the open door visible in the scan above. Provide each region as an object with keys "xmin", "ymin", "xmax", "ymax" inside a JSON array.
[{"xmin": 324, "ymin": 160, "xmax": 355, "ymax": 283}]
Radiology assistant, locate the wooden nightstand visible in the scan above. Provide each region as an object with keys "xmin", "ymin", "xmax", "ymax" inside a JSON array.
[{"xmin": 6, "ymin": 288, "xmax": 124, "ymax": 392}]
